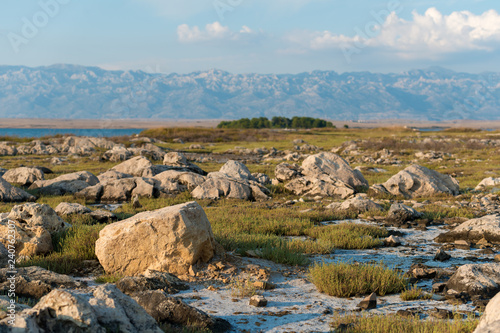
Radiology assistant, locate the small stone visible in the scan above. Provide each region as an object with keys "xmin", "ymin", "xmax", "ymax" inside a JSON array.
[
  {"xmin": 396, "ymin": 309, "xmax": 415, "ymax": 318},
  {"xmin": 207, "ymin": 285, "xmax": 217, "ymax": 291},
  {"xmin": 249, "ymin": 295, "xmax": 267, "ymax": 307},
  {"xmin": 430, "ymin": 308, "xmax": 453, "ymax": 319},
  {"xmin": 495, "ymin": 254, "xmax": 500, "ymax": 262},
  {"xmin": 384, "ymin": 235, "xmax": 402, "ymax": 247},
  {"xmin": 434, "ymin": 249, "xmax": 451, "ymax": 262},
  {"xmin": 132, "ymin": 194, "xmax": 142, "ymax": 208},
  {"xmin": 454, "ymin": 240, "xmax": 470, "ymax": 250},
  {"xmin": 253, "ymin": 281, "xmax": 276, "ymax": 290},
  {"xmin": 432, "ymin": 283, "xmax": 447, "ymax": 293},
  {"xmin": 357, "ymin": 292, "xmax": 377, "ymax": 310}
]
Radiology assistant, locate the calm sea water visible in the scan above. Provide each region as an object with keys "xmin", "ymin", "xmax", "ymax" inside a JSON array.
[{"xmin": 0, "ymin": 128, "xmax": 144, "ymax": 138}]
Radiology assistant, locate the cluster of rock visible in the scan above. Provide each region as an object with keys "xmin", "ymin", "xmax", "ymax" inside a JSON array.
[{"xmin": 274, "ymin": 152, "xmax": 368, "ymax": 199}]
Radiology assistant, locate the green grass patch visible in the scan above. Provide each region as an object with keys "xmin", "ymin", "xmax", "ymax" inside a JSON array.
[
  {"xmin": 400, "ymin": 285, "xmax": 432, "ymax": 301},
  {"xmin": 330, "ymin": 312, "xmax": 479, "ymax": 333},
  {"xmin": 305, "ymin": 223, "xmax": 388, "ymax": 250},
  {"xmin": 309, "ymin": 261, "xmax": 408, "ymax": 297},
  {"xmin": 95, "ymin": 274, "xmax": 123, "ymax": 284}
]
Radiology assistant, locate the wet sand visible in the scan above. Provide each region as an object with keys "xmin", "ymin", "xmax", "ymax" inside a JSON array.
[{"xmin": 1, "ymin": 118, "xmax": 500, "ymax": 130}]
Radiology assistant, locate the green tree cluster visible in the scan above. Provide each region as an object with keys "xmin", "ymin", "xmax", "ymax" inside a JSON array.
[{"xmin": 217, "ymin": 117, "xmax": 334, "ymax": 129}]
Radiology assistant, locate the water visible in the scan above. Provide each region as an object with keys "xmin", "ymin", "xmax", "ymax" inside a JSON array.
[{"xmin": 0, "ymin": 128, "xmax": 144, "ymax": 138}]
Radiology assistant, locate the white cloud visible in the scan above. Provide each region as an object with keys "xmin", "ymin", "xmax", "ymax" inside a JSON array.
[
  {"xmin": 177, "ymin": 22, "xmax": 257, "ymax": 43},
  {"xmin": 293, "ymin": 8, "xmax": 500, "ymax": 58}
]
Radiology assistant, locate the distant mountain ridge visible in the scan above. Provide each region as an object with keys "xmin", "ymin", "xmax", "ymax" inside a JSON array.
[{"xmin": 0, "ymin": 64, "xmax": 499, "ymax": 121}]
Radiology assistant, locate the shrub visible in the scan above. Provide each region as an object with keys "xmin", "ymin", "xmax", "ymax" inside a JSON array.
[
  {"xmin": 308, "ymin": 261, "xmax": 407, "ymax": 297},
  {"xmin": 305, "ymin": 223, "xmax": 388, "ymax": 250}
]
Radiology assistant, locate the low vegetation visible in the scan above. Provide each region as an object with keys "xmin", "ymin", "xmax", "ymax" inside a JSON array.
[
  {"xmin": 330, "ymin": 312, "xmax": 479, "ymax": 333},
  {"xmin": 400, "ymin": 285, "xmax": 432, "ymax": 301},
  {"xmin": 217, "ymin": 116, "xmax": 334, "ymax": 129},
  {"xmin": 308, "ymin": 261, "xmax": 408, "ymax": 297}
]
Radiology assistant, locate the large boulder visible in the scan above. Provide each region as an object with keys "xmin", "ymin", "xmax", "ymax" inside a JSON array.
[
  {"xmin": 29, "ymin": 171, "xmax": 99, "ymax": 196},
  {"xmin": 7, "ymin": 203, "xmax": 67, "ymax": 234},
  {"xmin": 2, "ymin": 167, "xmax": 44, "ymax": 186},
  {"xmin": 435, "ymin": 214, "xmax": 500, "ymax": 244},
  {"xmin": 102, "ymin": 146, "xmax": 133, "ymax": 162},
  {"xmin": 378, "ymin": 164, "xmax": 459, "ymax": 198},
  {"xmin": 192, "ymin": 161, "xmax": 269, "ymax": 201},
  {"xmin": 301, "ymin": 153, "xmax": 369, "ymax": 188},
  {"xmin": 111, "ymin": 156, "xmax": 154, "ymax": 177},
  {"xmin": 475, "ymin": 177, "xmax": 500, "ymax": 191},
  {"xmin": 387, "ymin": 203, "xmax": 423, "ymax": 222},
  {"xmin": 95, "ymin": 202, "xmax": 217, "ymax": 276},
  {"xmin": 5, "ymin": 284, "xmax": 163, "ymax": 333},
  {"xmin": 474, "ymin": 290, "xmax": 500, "ymax": 333},
  {"xmin": 0, "ymin": 177, "xmax": 36, "ymax": 202},
  {"xmin": 0, "ymin": 266, "xmax": 78, "ymax": 299},
  {"xmin": 446, "ymin": 263, "xmax": 500, "ymax": 298}
]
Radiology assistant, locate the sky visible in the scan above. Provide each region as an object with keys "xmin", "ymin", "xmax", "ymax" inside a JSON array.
[{"xmin": 1, "ymin": 0, "xmax": 500, "ymax": 74}]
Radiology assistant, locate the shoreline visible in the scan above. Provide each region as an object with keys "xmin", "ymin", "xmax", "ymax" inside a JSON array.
[{"xmin": 1, "ymin": 118, "xmax": 500, "ymax": 130}]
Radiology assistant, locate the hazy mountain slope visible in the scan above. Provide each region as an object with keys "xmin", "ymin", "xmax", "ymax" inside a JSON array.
[{"xmin": 0, "ymin": 65, "xmax": 498, "ymax": 120}]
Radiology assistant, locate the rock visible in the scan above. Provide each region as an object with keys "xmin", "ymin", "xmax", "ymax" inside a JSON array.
[
  {"xmin": 192, "ymin": 162, "xmax": 270, "ymax": 201},
  {"xmin": 430, "ymin": 308, "xmax": 453, "ymax": 319},
  {"xmin": 20, "ymin": 284, "xmax": 163, "ymax": 333},
  {"xmin": 89, "ymin": 209, "xmax": 117, "ymax": 223},
  {"xmin": 111, "ymin": 156, "xmax": 154, "ymax": 177},
  {"xmin": 447, "ymin": 263, "xmax": 500, "ymax": 298},
  {"xmin": 0, "ymin": 266, "xmax": 77, "ymax": 299},
  {"xmin": 252, "ymin": 173, "xmax": 271, "ymax": 185},
  {"xmin": 387, "ymin": 203, "xmax": 423, "ymax": 222},
  {"xmin": 163, "ymin": 152, "xmax": 206, "ymax": 175},
  {"xmin": 336, "ymin": 196, "xmax": 383, "ymax": 212},
  {"xmin": 0, "ymin": 177, "xmax": 36, "ymax": 202},
  {"xmin": 407, "ymin": 264, "xmax": 437, "ymax": 280},
  {"xmin": 380, "ymin": 165, "xmax": 459, "ymax": 198},
  {"xmin": 474, "ymin": 290, "xmax": 500, "ymax": 333},
  {"xmin": 50, "ymin": 157, "xmax": 64, "ymax": 165},
  {"xmin": 357, "ymin": 293, "xmax": 377, "ymax": 310},
  {"xmin": 475, "ymin": 177, "xmax": 500, "ymax": 191},
  {"xmin": 2, "ymin": 167, "xmax": 44, "ymax": 186},
  {"xmin": 432, "ymin": 283, "xmax": 447, "ymax": 293},
  {"xmin": 132, "ymin": 290, "xmax": 230, "ymax": 331},
  {"xmin": 77, "ymin": 177, "xmax": 158, "ymax": 203},
  {"xmin": 154, "ymin": 170, "xmax": 206, "ymax": 192},
  {"xmin": 103, "ymin": 146, "xmax": 133, "ymax": 162},
  {"xmin": 132, "ymin": 194, "xmax": 142, "ymax": 208},
  {"xmin": 0, "ymin": 203, "xmax": 68, "ymax": 256},
  {"xmin": 435, "ymin": 214, "xmax": 500, "ymax": 244},
  {"xmin": 495, "ymin": 254, "xmax": 500, "ymax": 262},
  {"xmin": 189, "ymin": 144, "xmax": 204, "ymax": 150},
  {"xmin": 7, "ymin": 203, "xmax": 67, "ymax": 234},
  {"xmin": 285, "ymin": 175, "xmax": 355, "ymax": 199},
  {"xmin": 97, "ymin": 170, "xmax": 133, "ymax": 182},
  {"xmin": 29, "ymin": 171, "xmax": 99, "ymax": 195},
  {"xmin": 275, "ymin": 163, "xmax": 302, "ymax": 182},
  {"xmin": 116, "ymin": 270, "xmax": 188, "ymax": 295},
  {"xmin": 249, "ymin": 295, "xmax": 268, "ymax": 307},
  {"xmin": 0, "ymin": 143, "xmax": 17, "ymax": 156},
  {"xmin": 434, "ymin": 249, "xmax": 451, "ymax": 262},
  {"xmin": 384, "ymin": 235, "xmax": 402, "ymax": 247},
  {"xmin": 96, "ymin": 202, "xmax": 217, "ymax": 276},
  {"xmin": 301, "ymin": 153, "xmax": 368, "ymax": 188},
  {"xmin": 55, "ymin": 202, "xmax": 91, "ymax": 216},
  {"xmin": 0, "ymin": 243, "xmax": 8, "ymax": 269}
]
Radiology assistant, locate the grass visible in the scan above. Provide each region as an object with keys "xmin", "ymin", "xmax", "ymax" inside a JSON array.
[
  {"xmin": 18, "ymin": 222, "xmax": 105, "ymax": 275},
  {"xmin": 330, "ymin": 312, "xmax": 479, "ymax": 333},
  {"xmin": 95, "ymin": 273, "xmax": 123, "ymax": 284},
  {"xmin": 308, "ymin": 261, "xmax": 408, "ymax": 297},
  {"xmin": 230, "ymin": 278, "xmax": 261, "ymax": 298},
  {"xmin": 400, "ymin": 285, "xmax": 432, "ymax": 301},
  {"xmin": 305, "ymin": 223, "xmax": 388, "ymax": 250}
]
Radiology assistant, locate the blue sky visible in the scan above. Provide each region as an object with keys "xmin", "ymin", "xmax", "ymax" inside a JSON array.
[{"xmin": 1, "ymin": 0, "xmax": 500, "ymax": 74}]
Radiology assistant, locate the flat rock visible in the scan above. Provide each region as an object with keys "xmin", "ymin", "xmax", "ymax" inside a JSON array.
[
  {"xmin": 0, "ymin": 177, "xmax": 36, "ymax": 202},
  {"xmin": 55, "ymin": 202, "xmax": 91, "ymax": 216},
  {"xmin": 29, "ymin": 171, "xmax": 99, "ymax": 195},
  {"xmin": 2, "ymin": 167, "xmax": 44, "ymax": 186},
  {"xmin": 447, "ymin": 263, "xmax": 500, "ymax": 298},
  {"xmin": 435, "ymin": 214, "xmax": 500, "ymax": 244}
]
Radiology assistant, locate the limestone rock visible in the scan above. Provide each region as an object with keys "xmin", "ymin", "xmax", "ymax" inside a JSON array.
[
  {"xmin": 111, "ymin": 156, "xmax": 154, "ymax": 177},
  {"xmin": 154, "ymin": 170, "xmax": 205, "ymax": 192},
  {"xmin": 219, "ymin": 160, "xmax": 254, "ymax": 181},
  {"xmin": 249, "ymin": 295, "xmax": 268, "ymax": 307},
  {"xmin": 97, "ymin": 170, "xmax": 133, "ymax": 182},
  {"xmin": 132, "ymin": 290, "xmax": 230, "ymax": 331},
  {"xmin": 301, "ymin": 152, "xmax": 368, "ymax": 188},
  {"xmin": 0, "ymin": 177, "xmax": 36, "ymax": 202},
  {"xmin": 447, "ymin": 263, "xmax": 500, "ymax": 298},
  {"xmin": 29, "ymin": 171, "xmax": 99, "ymax": 196},
  {"xmin": 7, "ymin": 203, "xmax": 67, "ymax": 234},
  {"xmin": 434, "ymin": 249, "xmax": 451, "ymax": 262},
  {"xmin": 336, "ymin": 196, "xmax": 383, "ymax": 212},
  {"xmin": 55, "ymin": 202, "xmax": 91, "ymax": 216},
  {"xmin": 378, "ymin": 164, "xmax": 459, "ymax": 198},
  {"xmin": 357, "ymin": 292, "xmax": 377, "ymax": 310},
  {"xmin": 285, "ymin": 175, "xmax": 355, "ymax": 199},
  {"xmin": 95, "ymin": 202, "xmax": 217, "ymax": 276},
  {"xmin": 387, "ymin": 203, "xmax": 423, "ymax": 222},
  {"xmin": 435, "ymin": 214, "xmax": 500, "ymax": 244},
  {"xmin": 116, "ymin": 270, "xmax": 188, "ymax": 295},
  {"xmin": 2, "ymin": 167, "xmax": 44, "ymax": 186},
  {"xmin": 77, "ymin": 177, "xmax": 158, "ymax": 203},
  {"xmin": 163, "ymin": 152, "xmax": 206, "ymax": 175},
  {"xmin": 275, "ymin": 163, "xmax": 302, "ymax": 182},
  {"xmin": 474, "ymin": 290, "xmax": 500, "ymax": 333},
  {"xmin": 0, "ymin": 266, "xmax": 77, "ymax": 299},
  {"xmin": 475, "ymin": 177, "xmax": 500, "ymax": 191}
]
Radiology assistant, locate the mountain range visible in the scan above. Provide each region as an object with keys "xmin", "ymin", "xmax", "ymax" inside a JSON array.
[{"xmin": 0, "ymin": 64, "xmax": 499, "ymax": 121}]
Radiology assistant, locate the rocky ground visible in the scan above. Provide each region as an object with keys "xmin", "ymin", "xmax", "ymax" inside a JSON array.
[{"xmin": 0, "ymin": 127, "xmax": 500, "ymax": 332}]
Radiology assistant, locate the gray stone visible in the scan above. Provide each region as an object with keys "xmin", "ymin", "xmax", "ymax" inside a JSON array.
[
  {"xmin": 435, "ymin": 214, "xmax": 500, "ymax": 244},
  {"xmin": 2, "ymin": 167, "xmax": 44, "ymax": 186},
  {"xmin": 447, "ymin": 263, "xmax": 500, "ymax": 298},
  {"xmin": 387, "ymin": 203, "xmax": 423, "ymax": 222},
  {"xmin": 474, "ymin": 290, "xmax": 500, "ymax": 333},
  {"xmin": 0, "ymin": 177, "xmax": 36, "ymax": 202},
  {"xmin": 55, "ymin": 202, "xmax": 91, "ymax": 216}
]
